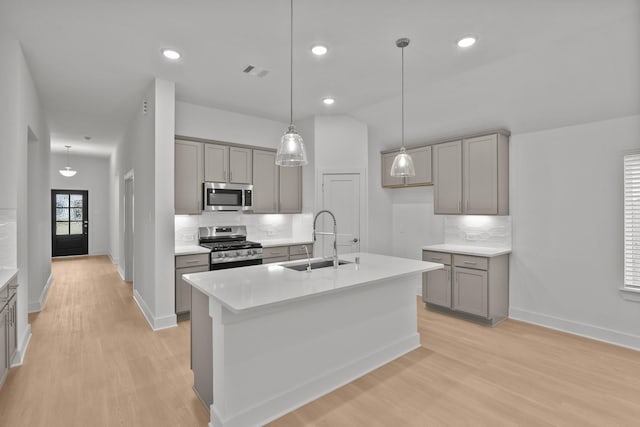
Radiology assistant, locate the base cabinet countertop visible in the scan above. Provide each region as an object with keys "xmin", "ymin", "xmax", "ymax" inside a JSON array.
[{"xmin": 184, "ymin": 253, "xmax": 443, "ymax": 427}]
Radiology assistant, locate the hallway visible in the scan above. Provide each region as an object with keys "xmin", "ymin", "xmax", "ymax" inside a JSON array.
[{"xmin": 0, "ymin": 256, "xmax": 208, "ymax": 426}]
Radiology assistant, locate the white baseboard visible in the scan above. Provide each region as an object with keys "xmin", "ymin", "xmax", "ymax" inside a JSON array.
[
  {"xmin": 210, "ymin": 334, "xmax": 420, "ymax": 427},
  {"xmin": 509, "ymin": 307, "xmax": 640, "ymax": 351},
  {"xmin": 28, "ymin": 273, "xmax": 53, "ymax": 313},
  {"xmin": 132, "ymin": 289, "xmax": 177, "ymax": 331},
  {"xmin": 117, "ymin": 266, "xmax": 125, "ymax": 281},
  {"xmin": 11, "ymin": 323, "xmax": 32, "ymax": 367},
  {"xmin": 108, "ymin": 253, "xmax": 119, "ymax": 265}
]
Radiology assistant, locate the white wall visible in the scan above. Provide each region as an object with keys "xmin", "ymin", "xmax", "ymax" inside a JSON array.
[
  {"xmin": 112, "ymin": 78, "xmax": 176, "ymax": 330},
  {"xmin": 0, "ymin": 36, "xmax": 51, "ymax": 363},
  {"xmin": 175, "ymin": 101, "xmax": 286, "ymax": 149},
  {"xmin": 509, "ymin": 115, "xmax": 640, "ymax": 349},
  {"xmin": 50, "ymin": 153, "xmax": 110, "ymax": 256}
]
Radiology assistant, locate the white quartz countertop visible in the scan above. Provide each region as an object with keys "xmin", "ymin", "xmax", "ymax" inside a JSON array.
[
  {"xmin": 259, "ymin": 238, "xmax": 313, "ymax": 248},
  {"xmin": 0, "ymin": 268, "xmax": 18, "ymax": 290},
  {"xmin": 184, "ymin": 252, "xmax": 443, "ymax": 313},
  {"xmin": 422, "ymin": 244, "xmax": 512, "ymax": 257},
  {"xmin": 175, "ymin": 245, "xmax": 211, "ymax": 256}
]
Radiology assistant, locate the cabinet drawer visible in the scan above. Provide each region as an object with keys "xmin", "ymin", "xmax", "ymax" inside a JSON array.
[
  {"xmin": 289, "ymin": 244, "xmax": 313, "ymax": 256},
  {"xmin": 262, "ymin": 256, "xmax": 290, "ymax": 264},
  {"xmin": 453, "ymin": 254, "xmax": 488, "ymax": 270},
  {"xmin": 176, "ymin": 253, "xmax": 209, "ymax": 268},
  {"xmin": 263, "ymin": 246, "xmax": 289, "ymax": 258},
  {"xmin": 422, "ymin": 251, "xmax": 451, "ymax": 265},
  {"xmin": 289, "ymin": 254, "xmax": 310, "ymax": 261}
]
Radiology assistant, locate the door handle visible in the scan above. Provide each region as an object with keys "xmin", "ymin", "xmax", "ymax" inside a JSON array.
[{"xmin": 352, "ymin": 238, "xmax": 359, "ymax": 243}]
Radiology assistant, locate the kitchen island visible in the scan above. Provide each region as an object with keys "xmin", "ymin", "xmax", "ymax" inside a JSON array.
[{"xmin": 183, "ymin": 252, "xmax": 443, "ymax": 427}]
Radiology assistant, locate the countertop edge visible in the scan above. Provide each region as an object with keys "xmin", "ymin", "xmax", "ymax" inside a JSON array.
[
  {"xmin": 0, "ymin": 269, "xmax": 19, "ymax": 290},
  {"xmin": 422, "ymin": 245, "xmax": 512, "ymax": 257}
]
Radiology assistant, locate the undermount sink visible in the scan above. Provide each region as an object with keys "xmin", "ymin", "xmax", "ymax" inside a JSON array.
[{"xmin": 285, "ymin": 259, "xmax": 352, "ymax": 271}]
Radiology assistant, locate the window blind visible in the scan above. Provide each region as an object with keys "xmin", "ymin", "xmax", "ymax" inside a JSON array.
[{"xmin": 624, "ymin": 153, "xmax": 640, "ymax": 290}]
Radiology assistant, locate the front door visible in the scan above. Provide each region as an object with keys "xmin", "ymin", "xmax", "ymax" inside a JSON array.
[
  {"xmin": 320, "ymin": 173, "xmax": 361, "ymax": 256},
  {"xmin": 52, "ymin": 190, "xmax": 89, "ymax": 257}
]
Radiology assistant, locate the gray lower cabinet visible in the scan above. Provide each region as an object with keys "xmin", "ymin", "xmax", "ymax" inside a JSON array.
[
  {"xmin": 0, "ymin": 279, "xmax": 17, "ymax": 390},
  {"xmin": 262, "ymin": 244, "xmax": 313, "ymax": 264},
  {"xmin": 175, "ymin": 254, "xmax": 209, "ymax": 315},
  {"xmin": 422, "ymin": 250, "xmax": 509, "ymax": 326}
]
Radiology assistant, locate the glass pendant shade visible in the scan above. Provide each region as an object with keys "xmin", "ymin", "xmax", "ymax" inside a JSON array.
[
  {"xmin": 59, "ymin": 145, "xmax": 77, "ymax": 177},
  {"xmin": 390, "ymin": 147, "xmax": 415, "ymax": 177},
  {"xmin": 59, "ymin": 166, "xmax": 77, "ymax": 177},
  {"xmin": 276, "ymin": 125, "xmax": 308, "ymax": 166}
]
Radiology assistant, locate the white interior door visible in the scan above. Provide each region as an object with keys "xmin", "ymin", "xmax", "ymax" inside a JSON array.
[{"xmin": 320, "ymin": 173, "xmax": 361, "ymax": 257}]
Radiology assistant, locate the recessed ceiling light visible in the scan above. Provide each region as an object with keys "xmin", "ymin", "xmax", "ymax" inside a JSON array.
[
  {"xmin": 311, "ymin": 45, "xmax": 328, "ymax": 56},
  {"xmin": 161, "ymin": 48, "xmax": 181, "ymax": 60},
  {"xmin": 322, "ymin": 97, "xmax": 335, "ymax": 105},
  {"xmin": 457, "ymin": 37, "xmax": 476, "ymax": 48}
]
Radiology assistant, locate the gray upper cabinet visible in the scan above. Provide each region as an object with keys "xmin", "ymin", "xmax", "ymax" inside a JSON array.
[
  {"xmin": 434, "ymin": 132, "xmax": 509, "ymax": 215},
  {"xmin": 229, "ymin": 147, "xmax": 252, "ymax": 184},
  {"xmin": 252, "ymin": 150, "xmax": 278, "ymax": 213},
  {"xmin": 381, "ymin": 146, "xmax": 432, "ymax": 188},
  {"xmin": 204, "ymin": 143, "xmax": 229, "ymax": 182},
  {"xmin": 464, "ymin": 134, "xmax": 498, "ymax": 215},
  {"xmin": 175, "ymin": 139, "xmax": 203, "ymax": 214},
  {"xmin": 279, "ymin": 165, "xmax": 302, "ymax": 213},
  {"xmin": 406, "ymin": 146, "xmax": 432, "ymax": 186},
  {"xmin": 433, "ymin": 140, "xmax": 463, "ymax": 214},
  {"xmin": 381, "ymin": 151, "xmax": 405, "ymax": 187}
]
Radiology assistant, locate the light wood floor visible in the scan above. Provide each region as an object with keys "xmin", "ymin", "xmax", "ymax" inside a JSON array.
[{"xmin": 0, "ymin": 256, "xmax": 638, "ymax": 426}]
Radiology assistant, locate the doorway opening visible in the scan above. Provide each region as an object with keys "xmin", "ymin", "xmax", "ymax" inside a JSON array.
[
  {"xmin": 123, "ymin": 172, "xmax": 134, "ymax": 282},
  {"xmin": 51, "ymin": 189, "xmax": 89, "ymax": 257}
]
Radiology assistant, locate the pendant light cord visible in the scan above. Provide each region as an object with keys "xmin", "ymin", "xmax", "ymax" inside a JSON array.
[
  {"xmin": 401, "ymin": 45, "xmax": 405, "ymax": 149},
  {"xmin": 289, "ymin": 0, "xmax": 294, "ymax": 127}
]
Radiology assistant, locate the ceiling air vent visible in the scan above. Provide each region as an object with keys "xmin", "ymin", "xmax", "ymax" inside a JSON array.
[{"xmin": 242, "ymin": 64, "xmax": 269, "ymax": 78}]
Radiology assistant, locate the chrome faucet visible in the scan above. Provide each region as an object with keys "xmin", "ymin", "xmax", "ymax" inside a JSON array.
[
  {"xmin": 303, "ymin": 245, "xmax": 312, "ymax": 273},
  {"xmin": 313, "ymin": 210, "xmax": 338, "ymax": 268}
]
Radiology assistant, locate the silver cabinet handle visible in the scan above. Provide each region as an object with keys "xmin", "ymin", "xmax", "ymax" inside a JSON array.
[
  {"xmin": 230, "ymin": 170, "xmax": 233, "ymax": 181},
  {"xmin": 431, "ymin": 256, "xmax": 442, "ymax": 260},
  {"xmin": 463, "ymin": 261, "xmax": 478, "ymax": 265},
  {"xmin": 185, "ymin": 260, "xmax": 201, "ymax": 264}
]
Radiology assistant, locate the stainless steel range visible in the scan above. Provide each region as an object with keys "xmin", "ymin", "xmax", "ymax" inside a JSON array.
[{"xmin": 199, "ymin": 225, "xmax": 263, "ymax": 270}]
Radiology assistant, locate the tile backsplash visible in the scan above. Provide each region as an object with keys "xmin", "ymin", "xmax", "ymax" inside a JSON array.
[
  {"xmin": 444, "ymin": 216, "xmax": 511, "ymax": 248},
  {"xmin": 175, "ymin": 212, "xmax": 313, "ymax": 244},
  {"xmin": 0, "ymin": 209, "xmax": 17, "ymax": 268}
]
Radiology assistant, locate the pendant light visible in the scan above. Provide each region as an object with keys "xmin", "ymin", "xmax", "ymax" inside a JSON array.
[
  {"xmin": 390, "ymin": 38, "xmax": 415, "ymax": 178},
  {"xmin": 59, "ymin": 145, "xmax": 77, "ymax": 177},
  {"xmin": 275, "ymin": 0, "xmax": 308, "ymax": 166}
]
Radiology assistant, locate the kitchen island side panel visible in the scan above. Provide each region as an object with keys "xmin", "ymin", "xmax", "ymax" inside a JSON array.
[{"xmin": 206, "ymin": 275, "xmax": 420, "ymax": 427}]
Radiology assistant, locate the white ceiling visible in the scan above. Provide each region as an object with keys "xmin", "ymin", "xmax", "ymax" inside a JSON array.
[{"xmin": 1, "ymin": 0, "xmax": 638, "ymax": 156}]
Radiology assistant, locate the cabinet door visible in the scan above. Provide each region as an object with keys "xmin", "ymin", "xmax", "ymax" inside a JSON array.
[
  {"xmin": 175, "ymin": 265, "xmax": 209, "ymax": 314},
  {"xmin": 423, "ymin": 265, "xmax": 451, "ymax": 307},
  {"xmin": 381, "ymin": 151, "xmax": 405, "ymax": 187},
  {"xmin": 8, "ymin": 298, "xmax": 16, "ymax": 363},
  {"xmin": 406, "ymin": 146, "xmax": 432, "ymax": 186},
  {"xmin": 279, "ymin": 165, "xmax": 302, "ymax": 213},
  {"xmin": 463, "ymin": 134, "xmax": 498, "ymax": 214},
  {"xmin": 175, "ymin": 140, "xmax": 203, "ymax": 215},
  {"xmin": 252, "ymin": 150, "xmax": 278, "ymax": 213},
  {"xmin": 433, "ymin": 140, "xmax": 463, "ymax": 214},
  {"xmin": 204, "ymin": 144, "xmax": 229, "ymax": 182},
  {"xmin": 229, "ymin": 147, "xmax": 252, "ymax": 184},
  {"xmin": 452, "ymin": 267, "xmax": 488, "ymax": 318}
]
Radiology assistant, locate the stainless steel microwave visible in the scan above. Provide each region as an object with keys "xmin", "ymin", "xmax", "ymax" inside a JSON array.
[{"xmin": 203, "ymin": 182, "xmax": 253, "ymax": 212}]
